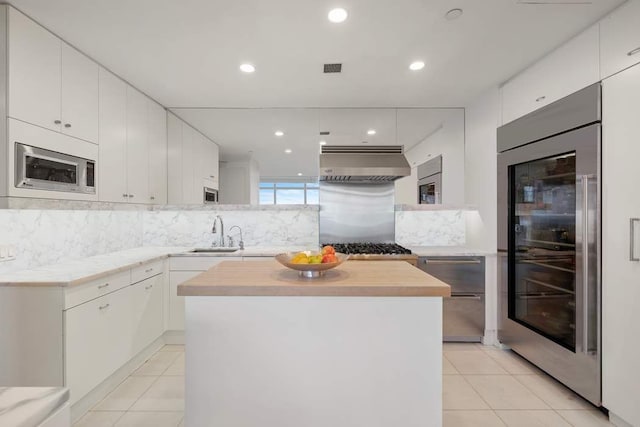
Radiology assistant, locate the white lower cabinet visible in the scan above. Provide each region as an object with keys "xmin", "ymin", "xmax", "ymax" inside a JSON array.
[
  {"xmin": 131, "ymin": 274, "xmax": 164, "ymax": 354},
  {"xmin": 65, "ymin": 286, "xmax": 133, "ymax": 405},
  {"xmin": 168, "ymin": 256, "xmax": 242, "ymax": 331},
  {"xmin": 63, "ymin": 265, "xmax": 165, "ymax": 406},
  {"xmin": 602, "ymin": 63, "xmax": 640, "ymax": 427}
]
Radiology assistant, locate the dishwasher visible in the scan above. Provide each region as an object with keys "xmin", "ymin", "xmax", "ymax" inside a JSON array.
[{"xmin": 418, "ymin": 256, "xmax": 485, "ymax": 342}]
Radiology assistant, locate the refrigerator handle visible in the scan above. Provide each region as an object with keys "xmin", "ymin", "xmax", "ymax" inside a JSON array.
[
  {"xmin": 581, "ymin": 175, "xmax": 598, "ymax": 355},
  {"xmin": 630, "ymin": 218, "xmax": 640, "ymax": 262}
]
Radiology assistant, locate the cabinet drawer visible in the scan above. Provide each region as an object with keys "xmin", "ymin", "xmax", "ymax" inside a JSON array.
[
  {"xmin": 131, "ymin": 260, "xmax": 163, "ymax": 284},
  {"xmin": 600, "ymin": 1, "xmax": 640, "ymax": 79},
  {"xmin": 418, "ymin": 257, "xmax": 485, "ymax": 294},
  {"xmin": 64, "ymin": 270, "xmax": 130, "ymax": 309}
]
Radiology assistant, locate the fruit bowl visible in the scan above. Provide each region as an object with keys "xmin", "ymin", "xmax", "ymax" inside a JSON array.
[{"xmin": 275, "ymin": 252, "xmax": 349, "ymax": 278}]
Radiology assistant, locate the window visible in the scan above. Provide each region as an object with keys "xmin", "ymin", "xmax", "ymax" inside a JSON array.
[{"xmin": 259, "ymin": 181, "xmax": 319, "ymax": 205}]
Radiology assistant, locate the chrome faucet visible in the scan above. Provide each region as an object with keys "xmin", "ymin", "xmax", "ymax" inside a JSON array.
[
  {"xmin": 229, "ymin": 225, "xmax": 244, "ymax": 250},
  {"xmin": 211, "ymin": 215, "xmax": 224, "ymax": 247}
]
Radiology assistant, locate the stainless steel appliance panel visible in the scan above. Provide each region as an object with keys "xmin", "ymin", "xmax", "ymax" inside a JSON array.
[
  {"xmin": 15, "ymin": 143, "xmax": 96, "ymax": 194},
  {"xmin": 497, "ymin": 83, "xmax": 601, "ymax": 152},
  {"xmin": 418, "ymin": 174, "xmax": 442, "ymax": 204},
  {"xmin": 497, "ymin": 122, "xmax": 601, "ymax": 405},
  {"xmin": 319, "ymin": 183, "xmax": 395, "ymax": 243},
  {"xmin": 419, "ymin": 256, "xmax": 485, "ymax": 342}
]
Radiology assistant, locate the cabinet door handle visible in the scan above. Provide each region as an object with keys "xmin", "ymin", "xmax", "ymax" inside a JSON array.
[
  {"xmin": 150, "ymin": 196, "xmax": 155, "ymax": 200},
  {"xmin": 128, "ymin": 194, "xmax": 134, "ymax": 198},
  {"xmin": 145, "ymin": 268, "xmax": 154, "ymax": 273},
  {"xmin": 535, "ymin": 96, "xmax": 546, "ymax": 102},
  {"xmin": 98, "ymin": 283, "xmax": 110, "ymax": 289},
  {"xmin": 122, "ymin": 193, "xmax": 128, "ymax": 198},
  {"xmin": 64, "ymin": 123, "xmax": 71, "ymax": 128},
  {"xmin": 630, "ymin": 218, "xmax": 640, "ymax": 262},
  {"xmin": 210, "ymin": 175, "xmax": 215, "ymax": 179},
  {"xmin": 627, "ymin": 47, "xmax": 640, "ymax": 57},
  {"xmin": 54, "ymin": 120, "xmax": 61, "ymax": 125},
  {"xmin": 99, "ymin": 303, "xmax": 110, "ymax": 310},
  {"xmin": 145, "ymin": 285, "xmax": 153, "ymax": 290}
]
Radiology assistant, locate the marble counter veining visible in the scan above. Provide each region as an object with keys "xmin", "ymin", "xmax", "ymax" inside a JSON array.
[
  {"xmin": 0, "ymin": 246, "xmax": 324, "ymax": 286},
  {"xmin": 407, "ymin": 246, "xmax": 496, "ymax": 257},
  {"xmin": 0, "ymin": 247, "xmax": 190, "ymax": 287},
  {"xmin": 0, "ymin": 387, "xmax": 69, "ymax": 427}
]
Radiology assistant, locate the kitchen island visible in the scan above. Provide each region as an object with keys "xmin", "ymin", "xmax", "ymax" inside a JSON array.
[{"xmin": 178, "ymin": 260, "xmax": 450, "ymax": 427}]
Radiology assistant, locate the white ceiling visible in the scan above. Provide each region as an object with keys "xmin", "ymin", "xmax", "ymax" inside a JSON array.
[
  {"xmin": 172, "ymin": 108, "xmax": 457, "ymax": 177},
  {"xmin": 7, "ymin": 0, "xmax": 625, "ymax": 177}
]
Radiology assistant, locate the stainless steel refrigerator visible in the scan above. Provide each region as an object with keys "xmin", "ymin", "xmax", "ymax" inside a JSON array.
[{"xmin": 497, "ymin": 83, "xmax": 601, "ymax": 406}]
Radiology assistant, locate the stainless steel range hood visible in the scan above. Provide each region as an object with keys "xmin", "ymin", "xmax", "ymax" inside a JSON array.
[{"xmin": 319, "ymin": 145, "xmax": 411, "ymax": 183}]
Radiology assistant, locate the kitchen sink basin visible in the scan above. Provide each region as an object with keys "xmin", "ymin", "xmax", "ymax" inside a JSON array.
[{"xmin": 189, "ymin": 248, "xmax": 240, "ymax": 253}]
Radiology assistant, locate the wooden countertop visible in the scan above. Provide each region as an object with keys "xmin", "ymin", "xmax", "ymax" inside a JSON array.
[{"xmin": 177, "ymin": 260, "xmax": 451, "ymax": 297}]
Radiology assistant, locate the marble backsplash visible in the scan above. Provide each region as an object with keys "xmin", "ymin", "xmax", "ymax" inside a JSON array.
[
  {"xmin": 0, "ymin": 206, "xmax": 463, "ymax": 274},
  {"xmin": 142, "ymin": 209, "xmax": 319, "ymax": 248},
  {"xmin": 395, "ymin": 210, "xmax": 465, "ymax": 246},
  {"xmin": 0, "ymin": 210, "xmax": 143, "ymax": 274}
]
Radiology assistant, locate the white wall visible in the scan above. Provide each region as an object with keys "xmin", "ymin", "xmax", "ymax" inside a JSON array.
[{"xmin": 395, "ymin": 110, "xmax": 465, "ymax": 205}]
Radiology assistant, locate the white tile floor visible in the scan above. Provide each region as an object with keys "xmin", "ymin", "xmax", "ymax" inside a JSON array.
[{"xmin": 75, "ymin": 342, "xmax": 615, "ymax": 427}]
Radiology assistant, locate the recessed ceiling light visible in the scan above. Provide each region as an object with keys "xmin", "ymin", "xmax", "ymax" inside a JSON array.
[
  {"xmin": 319, "ymin": 140, "xmax": 327, "ymax": 145},
  {"xmin": 328, "ymin": 8, "xmax": 348, "ymax": 23},
  {"xmin": 297, "ymin": 173, "xmax": 303, "ymax": 176},
  {"xmin": 284, "ymin": 149, "xmax": 292, "ymax": 154},
  {"xmin": 367, "ymin": 129, "xmax": 376, "ymax": 135},
  {"xmin": 409, "ymin": 61, "xmax": 425, "ymax": 71},
  {"xmin": 239, "ymin": 63, "xmax": 255, "ymax": 73},
  {"xmin": 274, "ymin": 130, "xmax": 284, "ymax": 137},
  {"xmin": 445, "ymin": 8, "xmax": 463, "ymax": 21}
]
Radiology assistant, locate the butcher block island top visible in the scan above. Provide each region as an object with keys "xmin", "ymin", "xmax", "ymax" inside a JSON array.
[{"xmin": 177, "ymin": 259, "xmax": 451, "ymax": 297}]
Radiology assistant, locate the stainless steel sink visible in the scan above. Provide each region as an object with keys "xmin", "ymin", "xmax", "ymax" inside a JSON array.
[{"xmin": 189, "ymin": 248, "xmax": 240, "ymax": 253}]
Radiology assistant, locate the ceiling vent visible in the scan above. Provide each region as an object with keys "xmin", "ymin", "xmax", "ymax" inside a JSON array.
[{"xmin": 323, "ymin": 63, "xmax": 342, "ymax": 73}]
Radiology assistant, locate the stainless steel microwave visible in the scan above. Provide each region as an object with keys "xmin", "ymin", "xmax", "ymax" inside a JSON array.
[
  {"xmin": 204, "ymin": 187, "xmax": 218, "ymax": 204},
  {"xmin": 15, "ymin": 143, "xmax": 96, "ymax": 194}
]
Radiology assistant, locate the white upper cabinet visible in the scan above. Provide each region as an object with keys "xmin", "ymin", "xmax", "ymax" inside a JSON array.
[
  {"xmin": 167, "ymin": 113, "xmax": 219, "ymax": 204},
  {"xmin": 167, "ymin": 113, "xmax": 184, "ymax": 204},
  {"xmin": 600, "ymin": 0, "xmax": 640, "ymax": 80},
  {"xmin": 8, "ymin": 8, "xmax": 99, "ymax": 143},
  {"xmin": 502, "ymin": 24, "xmax": 599, "ymax": 125},
  {"xmin": 601, "ymin": 63, "xmax": 640, "ymax": 427},
  {"xmin": 61, "ymin": 43, "xmax": 99, "ymax": 142},
  {"xmin": 126, "ymin": 87, "xmax": 150, "ymax": 203},
  {"xmin": 181, "ymin": 124, "xmax": 198, "ymax": 204},
  {"xmin": 98, "ymin": 68, "xmax": 128, "ymax": 203},
  {"xmin": 148, "ymin": 102, "xmax": 168, "ymax": 204},
  {"xmin": 202, "ymin": 139, "xmax": 220, "ymax": 190},
  {"xmin": 8, "ymin": 7, "xmax": 61, "ymax": 133}
]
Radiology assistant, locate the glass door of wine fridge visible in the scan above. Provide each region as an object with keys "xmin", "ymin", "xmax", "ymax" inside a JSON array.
[{"xmin": 498, "ymin": 122, "xmax": 601, "ymax": 405}]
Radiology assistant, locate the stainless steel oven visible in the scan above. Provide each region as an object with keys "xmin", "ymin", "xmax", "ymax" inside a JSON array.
[
  {"xmin": 497, "ymin": 83, "xmax": 601, "ymax": 405},
  {"xmin": 204, "ymin": 187, "xmax": 218, "ymax": 204},
  {"xmin": 15, "ymin": 143, "xmax": 95, "ymax": 194}
]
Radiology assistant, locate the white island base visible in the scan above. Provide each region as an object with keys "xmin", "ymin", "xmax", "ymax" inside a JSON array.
[{"xmin": 184, "ymin": 296, "xmax": 443, "ymax": 427}]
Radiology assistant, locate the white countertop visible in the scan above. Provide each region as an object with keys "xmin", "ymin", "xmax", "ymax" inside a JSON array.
[
  {"xmin": 0, "ymin": 387, "xmax": 69, "ymax": 427},
  {"xmin": 0, "ymin": 246, "xmax": 315, "ymax": 287}
]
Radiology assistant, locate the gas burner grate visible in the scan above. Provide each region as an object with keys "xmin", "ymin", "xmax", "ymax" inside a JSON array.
[{"xmin": 322, "ymin": 243, "xmax": 412, "ymax": 255}]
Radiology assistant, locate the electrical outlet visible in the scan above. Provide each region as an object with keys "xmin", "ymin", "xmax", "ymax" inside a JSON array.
[{"xmin": 0, "ymin": 245, "xmax": 16, "ymax": 262}]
